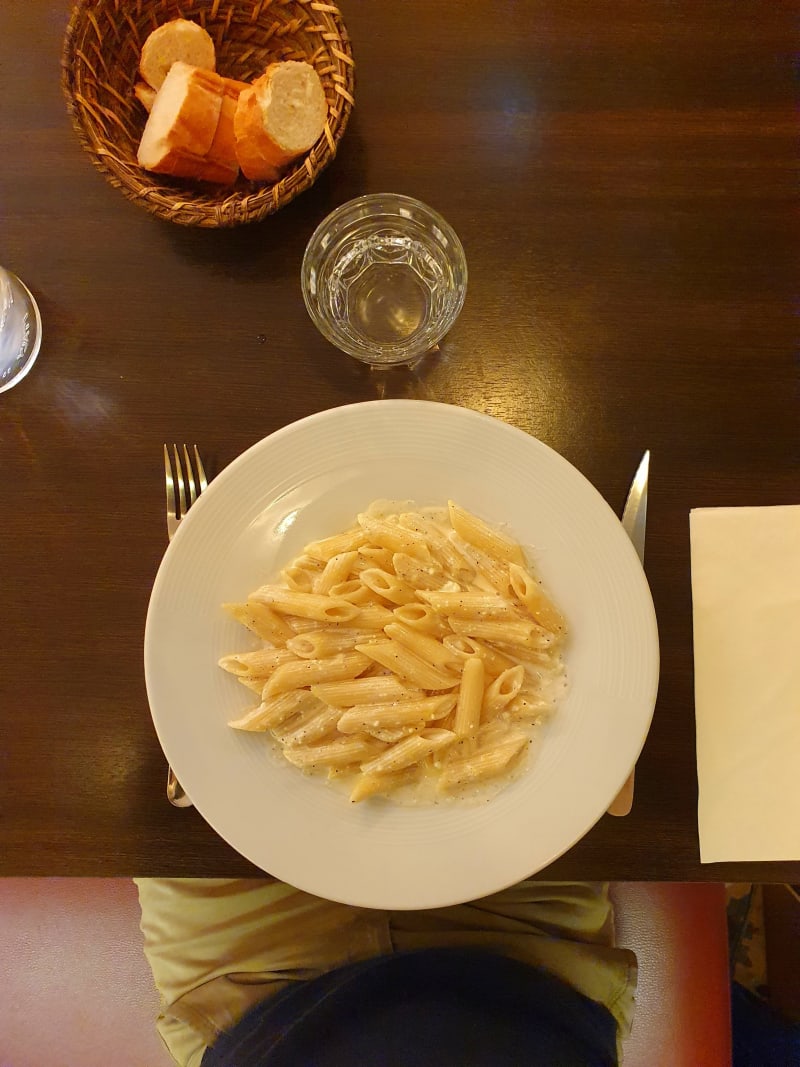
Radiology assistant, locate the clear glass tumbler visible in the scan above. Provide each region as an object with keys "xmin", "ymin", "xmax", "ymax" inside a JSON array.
[
  {"xmin": 301, "ymin": 194, "xmax": 467, "ymax": 366},
  {"xmin": 0, "ymin": 268, "xmax": 42, "ymax": 393}
]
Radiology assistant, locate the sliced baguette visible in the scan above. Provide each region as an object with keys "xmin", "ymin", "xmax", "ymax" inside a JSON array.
[
  {"xmin": 138, "ymin": 62, "xmax": 230, "ymax": 182},
  {"xmin": 139, "ymin": 145, "xmax": 236, "ymax": 185},
  {"xmin": 199, "ymin": 77, "xmax": 251, "ymax": 183},
  {"xmin": 223, "ymin": 77, "xmax": 251, "ymax": 98},
  {"xmin": 134, "ymin": 81, "xmax": 157, "ymax": 112},
  {"xmin": 233, "ymin": 61, "xmax": 327, "ymax": 182},
  {"xmin": 206, "ymin": 93, "xmax": 239, "ymax": 183},
  {"xmin": 139, "ymin": 18, "xmax": 216, "ymax": 91}
]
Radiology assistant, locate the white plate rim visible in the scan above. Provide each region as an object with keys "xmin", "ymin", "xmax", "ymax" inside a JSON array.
[{"xmin": 144, "ymin": 400, "xmax": 659, "ymax": 908}]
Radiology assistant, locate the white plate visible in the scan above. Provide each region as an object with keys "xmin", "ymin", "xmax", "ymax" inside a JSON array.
[{"xmin": 145, "ymin": 400, "xmax": 659, "ymax": 909}]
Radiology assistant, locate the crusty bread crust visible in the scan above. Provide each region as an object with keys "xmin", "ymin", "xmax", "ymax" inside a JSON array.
[
  {"xmin": 136, "ymin": 40, "xmax": 326, "ymax": 185},
  {"xmin": 222, "ymin": 77, "xmax": 251, "ymax": 99},
  {"xmin": 138, "ymin": 62, "xmax": 234, "ymax": 182},
  {"xmin": 134, "ymin": 81, "xmax": 157, "ymax": 112},
  {"xmin": 233, "ymin": 63, "xmax": 327, "ymax": 181},
  {"xmin": 143, "ymin": 145, "xmax": 236, "ymax": 184},
  {"xmin": 206, "ymin": 93, "xmax": 239, "ymax": 182},
  {"xmin": 139, "ymin": 18, "xmax": 216, "ymax": 91},
  {"xmin": 233, "ymin": 84, "xmax": 284, "ymax": 182}
]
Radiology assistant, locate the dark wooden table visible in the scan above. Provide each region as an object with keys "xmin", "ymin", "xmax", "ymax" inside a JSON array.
[{"xmin": 1, "ymin": 0, "xmax": 797, "ymax": 880}]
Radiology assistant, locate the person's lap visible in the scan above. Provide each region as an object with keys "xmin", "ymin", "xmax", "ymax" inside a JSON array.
[{"xmin": 135, "ymin": 878, "xmax": 637, "ymax": 1067}]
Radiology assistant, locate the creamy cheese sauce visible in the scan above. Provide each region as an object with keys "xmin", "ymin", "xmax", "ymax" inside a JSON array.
[{"xmin": 267, "ymin": 500, "xmax": 569, "ymax": 807}]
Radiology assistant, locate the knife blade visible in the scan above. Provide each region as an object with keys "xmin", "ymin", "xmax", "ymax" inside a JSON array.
[
  {"xmin": 607, "ymin": 449, "xmax": 649, "ymax": 817},
  {"xmin": 621, "ymin": 450, "xmax": 649, "ymax": 565}
]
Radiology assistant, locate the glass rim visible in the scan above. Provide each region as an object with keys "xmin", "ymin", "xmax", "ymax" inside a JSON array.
[
  {"xmin": 0, "ymin": 269, "xmax": 43, "ymax": 394},
  {"xmin": 300, "ymin": 194, "xmax": 467, "ymax": 365}
]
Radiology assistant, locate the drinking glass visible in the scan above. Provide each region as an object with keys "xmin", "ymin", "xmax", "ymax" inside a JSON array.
[
  {"xmin": 302, "ymin": 194, "xmax": 467, "ymax": 366},
  {"xmin": 0, "ymin": 268, "xmax": 42, "ymax": 393}
]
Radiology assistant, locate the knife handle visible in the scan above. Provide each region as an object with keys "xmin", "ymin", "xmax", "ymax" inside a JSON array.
[{"xmin": 607, "ymin": 768, "xmax": 635, "ymax": 817}]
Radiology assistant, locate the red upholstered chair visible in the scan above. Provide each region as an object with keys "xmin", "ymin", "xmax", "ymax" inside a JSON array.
[
  {"xmin": 612, "ymin": 882, "xmax": 733, "ymax": 1067},
  {"xmin": 0, "ymin": 877, "xmax": 174, "ymax": 1067},
  {"xmin": 0, "ymin": 878, "xmax": 731, "ymax": 1066}
]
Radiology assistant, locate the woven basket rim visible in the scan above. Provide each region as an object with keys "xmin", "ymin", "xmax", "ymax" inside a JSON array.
[{"xmin": 61, "ymin": 0, "xmax": 355, "ymax": 227}]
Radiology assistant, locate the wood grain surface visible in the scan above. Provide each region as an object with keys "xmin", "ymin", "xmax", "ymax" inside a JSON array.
[{"xmin": 1, "ymin": 0, "xmax": 797, "ymax": 879}]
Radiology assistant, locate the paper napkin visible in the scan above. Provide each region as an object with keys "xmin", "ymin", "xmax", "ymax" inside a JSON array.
[{"xmin": 690, "ymin": 505, "xmax": 800, "ymax": 863}]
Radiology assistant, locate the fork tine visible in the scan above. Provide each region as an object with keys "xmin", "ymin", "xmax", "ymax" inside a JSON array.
[
  {"xmin": 164, "ymin": 444, "xmax": 176, "ymax": 521},
  {"xmin": 183, "ymin": 444, "xmax": 197, "ymax": 505},
  {"xmin": 173, "ymin": 444, "xmax": 186, "ymax": 518},
  {"xmin": 194, "ymin": 445, "xmax": 208, "ymax": 492}
]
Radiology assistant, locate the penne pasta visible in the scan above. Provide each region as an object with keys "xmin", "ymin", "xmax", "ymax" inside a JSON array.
[
  {"xmin": 292, "ymin": 554, "xmax": 326, "ymax": 573},
  {"xmin": 281, "ymin": 562, "xmax": 321, "ymax": 593},
  {"xmin": 327, "ymin": 579, "xmax": 375, "ymax": 606},
  {"xmin": 286, "ymin": 617, "xmax": 326, "ymax": 634},
  {"xmin": 355, "ymin": 640, "xmax": 460, "ymax": 691},
  {"xmin": 453, "ymin": 656, "xmax": 485, "ymax": 740},
  {"xmin": 337, "ymin": 694, "xmax": 456, "ymax": 734},
  {"xmin": 227, "ymin": 703, "xmax": 268, "ymax": 731},
  {"xmin": 418, "ymin": 590, "xmax": 517, "ymax": 618},
  {"xmin": 441, "ymin": 634, "xmax": 516, "ymax": 679},
  {"xmin": 360, "ymin": 728, "xmax": 456, "ymax": 775},
  {"xmin": 264, "ymin": 650, "xmax": 371, "ymax": 699},
  {"xmin": 274, "ymin": 704, "xmax": 342, "ymax": 747},
  {"xmin": 326, "ymin": 765, "xmax": 353, "ymax": 780},
  {"xmin": 238, "ymin": 674, "xmax": 268, "ymax": 695},
  {"xmin": 448, "ymin": 501, "xmax": 526, "ymax": 566},
  {"xmin": 348, "ymin": 604, "xmax": 395, "ymax": 630},
  {"xmin": 355, "ymin": 546, "xmax": 394, "ymax": 572},
  {"xmin": 229, "ymin": 689, "xmax": 320, "ymax": 732},
  {"xmin": 508, "ymin": 563, "xmax": 567, "ymax": 636},
  {"xmin": 311, "ymin": 675, "xmax": 424, "ymax": 707},
  {"xmin": 392, "ymin": 552, "xmax": 446, "ymax": 591},
  {"xmin": 398, "ymin": 512, "xmax": 476, "ymax": 584},
  {"xmin": 438, "ymin": 734, "xmax": 528, "ymax": 791},
  {"xmin": 383, "ymin": 621, "xmax": 459, "ymax": 671},
  {"xmin": 218, "ymin": 647, "xmax": 296, "ymax": 679},
  {"xmin": 450, "ymin": 538, "xmax": 512, "ymax": 596},
  {"xmin": 509, "ymin": 693, "xmax": 557, "ymax": 723},
  {"xmin": 483, "ymin": 664, "xmax": 526, "ymax": 716},
  {"xmin": 349, "ymin": 769, "xmax": 416, "ymax": 803},
  {"xmin": 283, "ymin": 735, "xmax": 384, "ymax": 768},
  {"xmin": 447, "ymin": 616, "xmax": 552, "ymax": 651},
  {"xmin": 286, "ymin": 628, "xmax": 376, "ymax": 660},
  {"xmin": 357, "ymin": 514, "xmax": 431, "ymax": 560},
  {"xmin": 359, "ymin": 568, "xmax": 418, "ymax": 606},
  {"xmin": 303, "ymin": 527, "xmax": 368, "ymax": 562},
  {"xmin": 221, "ymin": 499, "xmax": 567, "ymax": 805},
  {"xmin": 363, "ymin": 724, "xmax": 421, "ymax": 743},
  {"xmin": 223, "ymin": 601, "xmax": 295, "ymax": 645},
  {"xmin": 314, "ymin": 551, "xmax": 359, "ymax": 596},
  {"xmin": 249, "ymin": 586, "xmax": 361, "ymax": 623},
  {"xmin": 392, "ymin": 602, "xmax": 450, "ymax": 637}
]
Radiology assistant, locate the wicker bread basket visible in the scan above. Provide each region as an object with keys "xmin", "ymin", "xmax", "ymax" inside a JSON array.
[{"xmin": 62, "ymin": 0, "xmax": 354, "ymax": 227}]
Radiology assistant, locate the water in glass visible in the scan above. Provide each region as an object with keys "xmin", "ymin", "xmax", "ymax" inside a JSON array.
[{"xmin": 302, "ymin": 195, "xmax": 467, "ymax": 366}]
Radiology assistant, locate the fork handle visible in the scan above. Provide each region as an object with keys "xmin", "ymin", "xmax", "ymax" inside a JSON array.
[{"xmin": 167, "ymin": 766, "xmax": 193, "ymax": 808}]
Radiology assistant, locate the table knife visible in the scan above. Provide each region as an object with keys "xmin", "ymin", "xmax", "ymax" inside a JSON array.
[{"xmin": 607, "ymin": 449, "xmax": 649, "ymax": 817}]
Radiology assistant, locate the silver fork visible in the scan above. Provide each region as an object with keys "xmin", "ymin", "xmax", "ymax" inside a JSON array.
[{"xmin": 163, "ymin": 444, "xmax": 208, "ymax": 808}]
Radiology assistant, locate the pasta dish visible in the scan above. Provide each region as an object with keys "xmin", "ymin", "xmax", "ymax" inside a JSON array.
[{"xmin": 219, "ymin": 501, "xmax": 568, "ymax": 803}]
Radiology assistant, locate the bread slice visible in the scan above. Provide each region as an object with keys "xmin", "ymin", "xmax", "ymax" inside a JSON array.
[
  {"xmin": 233, "ymin": 61, "xmax": 327, "ymax": 181},
  {"xmin": 139, "ymin": 145, "xmax": 236, "ymax": 185},
  {"xmin": 206, "ymin": 90, "xmax": 239, "ymax": 183},
  {"xmin": 139, "ymin": 18, "xmax": 216, "ymax": 92},
  {"xmin": 223, "ymin": 77, "xmax": 251, "ymax": 98},
  {"xmin": 138, "ymin": 61, "xmax": 231, "ymax": 182},
  {"xmin": 134, "ymin": 81, "xmax": 157, "ymax": 112}
]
